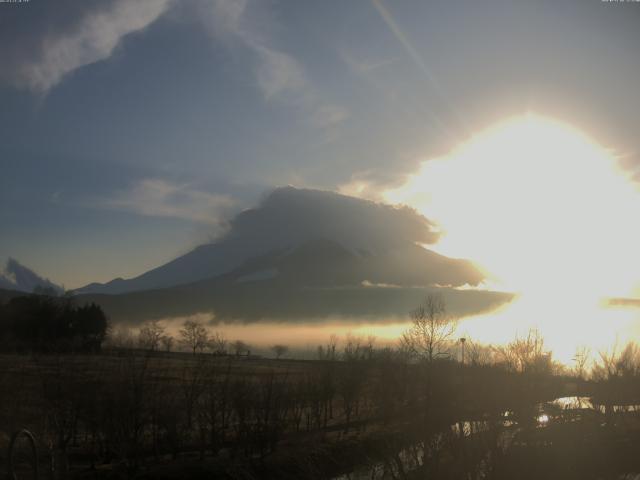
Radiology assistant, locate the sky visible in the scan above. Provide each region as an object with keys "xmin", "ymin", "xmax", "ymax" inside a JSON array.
[{"xmin": 1, "ymin": 0, "xmax": 640, "ymax": 289}]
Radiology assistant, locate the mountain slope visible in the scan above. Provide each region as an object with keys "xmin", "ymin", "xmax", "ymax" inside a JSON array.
[
  {"xmin": 78, "ymin": 270, "xmax": 512, "ymax": 325},
  {"xmin": 77, "ymin": 187, "xmax": 481, "ymax": 294},
  {"xmin": 72, "ymin": 186, "xmax": 509, "ymax": 324},
  {"xmin": 0, "ymin": 258, "xmax": 63, "ymax": 294},
  {"xmin": 0, "ymin": 249, "xmax": 505, "ymax": 325}
]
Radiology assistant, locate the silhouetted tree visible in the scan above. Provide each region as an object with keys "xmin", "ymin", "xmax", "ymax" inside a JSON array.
[
  {"xmin": 207, "ymin": 331, "xmax": 227, "ymax": 355},
  {"xmin": 271, "ymin": 344, "xmax": 289, "ymax": 359},
  {"xmin": 70, "ymin": 303, "xmax": 108, "ymax": 351},
  {"xmin": 573, "ymin": 345, "xmax": 591, "ymax": 379},
  {"xmin": 160, "ymin": 335, "xmax": 174, "ymax": 353},
  {"xmin": 317, "ymin": 334, "xmax": 339, "ymax": 360},
  {"xmin": 105, "ymin": 326, "xmax": 135, "ymax": 349},
  {"xmin": 365, "ymin": 334, "xmax": 377, "ymax": 360},
  {"xmin": 179, "ymin": 320, "xmax": 209, "ymax": 355},
  {"xmin": 138, "ymin": 320, "xmax": 164, "ymax": 351},
  {"xmin": 337, "ymin": 353, "xmax": 366, "ymax": 432},
  {"xmin": 463, "ymin": 337, "xmax": 494, "ymax": 366},
  {"xmin": 232, "ymin": 340, "xmax": 250, "ymax": 356},
  {"xmin": 496, "ymin": 329, "xmax": 552, "ymax": 374},
  {"xmin": 343, "ymin": 332, "xmax": 364, "ymax": 361},
  {"xmin": 0, "ymin": 294, "xmax": 107, "ymax": 352},
  {"xmin": 593, "ymin": 342, "xmax": 640, "ymax": 381},
  {"xmin": 400, "ymin": 293, "xmax": 456, "ymax": 363}
]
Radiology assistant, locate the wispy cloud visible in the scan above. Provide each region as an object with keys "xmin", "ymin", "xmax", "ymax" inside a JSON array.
[
  {"xmin": 196, "ymin": 0, "xmax": 347, "ymax": 127},
  {"xmin": 371, "ymin": 0, "xmax": 440, "ymax": 90},
  {"xmin": 343, "ymin": 56, "xmax": 397, "ymax": 76},
  {"xmin": 312, "ymin": 104, "xmax": 350, "ymax": 129},
  {"xmin": 370, "ymin": 0, "xmax": 464, "ymax": 139},
  {"xmin": 1, "ymin": 0, "xmax": 172, "ymax": 93},
  {"xmin": 337, "ymin": 169, "xmax": 390, "ymax": 201},
  {"xmin": 339, "ymin": 47, "xmax": 397, "ymax": 78},
  {"xmin": 199, "ymin": 0, "xmax": 306, "ymax": 101},
  {"xmin": 104, "ymin": 179, "xmax": 235, "ymax": 226},
  {"xmin": 253, "ymin": 43, "xmax": 307, "ymax": 99}
]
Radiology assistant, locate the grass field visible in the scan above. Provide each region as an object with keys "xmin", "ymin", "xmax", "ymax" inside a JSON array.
[{"xmin": 1, "ymin": 348, "xmax": 640, "ymax": 479}]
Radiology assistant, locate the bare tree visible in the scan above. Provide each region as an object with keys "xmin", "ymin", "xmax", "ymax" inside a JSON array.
[
  {"xmin": 179, "ymin": 320, "xmax": 209, "ymax": 355},
  {"xmin": 465, "ymin": 338, "xmax": 493, "ymax": 366},
  {"xmin": 591, "ymin": 342, "xmax": 640, "ymax": 422},
  {"xmin": 593, "ymin": 342, "xmax": 640, "ymax": 381},
  {"xmin": 179, "ymin": 356, "xmax": 208, "ymax": 431},
  {"xmin": 232, "ymin": 340, "xmax": 250, "ymax": 356},
  {"xmin": 496, "ymin": 329, "xmax": 551, "ymax": 374},
  {"xmin": 160, "ymin": 335, "xmax": 174, "ymax": 353},
  {"xmin": 208, "ymin": 331, "xmax": 227, "ymax": 355},
  {"xmin": 271, "ymin": 344, "xmax": 289, "ymax": 359},
  {"xmin": 105, "ymin": 326, "xmax": 136, "ymax": 349},
  {"xmin": 617, "ymin": 343, "xmax": 640, "ymax": 377},
  {"xmin": 317, "ymin": 334, "xmax": 339, "ymax": 360},
  {"xmin": 337, "ymin": 350, "xmax": 366, "ymax": 432},
  {"xmin": 328, "ymin": 334, "xmax": 339, "ymax": 360},
  {"xmin": 573, "ymin": 345, "xmax": 591, "ymax": 380},
  {"xmin": 343, "ymin": 333, "xmax": 364, "ymax": 361},
  {"xmin": 138, "ymin": 320, "xmax": 165, "ymax": 351},
  {"xmin": 400, "ymin": 294, "xmax": 456, "ymax": 363},
  {"xmin": 366, "ymin": 335, "xmax": 377, "ymax": 360}
]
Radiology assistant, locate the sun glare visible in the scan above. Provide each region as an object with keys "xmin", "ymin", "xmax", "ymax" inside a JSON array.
[{"xmin": 385, "ymin": 114, "xmax": 640, "ymax": 363}]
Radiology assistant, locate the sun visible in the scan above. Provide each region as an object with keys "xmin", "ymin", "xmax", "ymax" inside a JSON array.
[{"xmin": 384, "ymin": 114, "xmax": 640, "ymax": 363}]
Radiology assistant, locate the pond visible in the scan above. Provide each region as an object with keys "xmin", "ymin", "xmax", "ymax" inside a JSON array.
[{"xmin": 333, "ymin": 395, "xmax": 640, "ymax": 480}]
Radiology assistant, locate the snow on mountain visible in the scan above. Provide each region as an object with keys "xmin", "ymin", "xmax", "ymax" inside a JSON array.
[
  {"xmin": 0, "ymin": 258, "xmax": 64, "ymax": 294},
  {"xmin": 76, "ymin": 186, "xmax": 482, "ymax": 294}
]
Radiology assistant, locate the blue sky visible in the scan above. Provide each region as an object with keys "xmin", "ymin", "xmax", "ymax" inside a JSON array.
[{"xmin": 1, "ymin": 0, "xmax": 639, "ymax": 288}]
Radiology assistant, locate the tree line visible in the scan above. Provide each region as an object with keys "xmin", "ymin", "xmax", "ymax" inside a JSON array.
[
  {"xmin": 2, "ymin": 293, "xmax": 640, "ymax": 479},
  {"xmin": 0, "ymin": 293, "xmax": 108, "ymax": 352}
]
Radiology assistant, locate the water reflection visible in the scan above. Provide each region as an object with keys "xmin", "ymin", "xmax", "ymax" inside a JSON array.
[
  {"xmin": 550, "ymin": 396, "xmax": 640, "ymax": 415},
  {"xmin": 536, "ymin": 413, "xmax": 549, "ymax": 425},
  {"xmin": 335, "ymin": 395, "xmax": 640, "ymax": 480}
]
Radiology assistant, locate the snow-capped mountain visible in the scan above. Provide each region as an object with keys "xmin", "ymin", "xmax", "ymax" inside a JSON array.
[
  {"xmin": 77, "ymin": 186, "xmax": 482, "ymax": 295},
  {"xmin": 69, "ymin": 187, "xmax": 513, "ymax": 324},
  {"xmin": 0, "ymin": 258, "xmax": 64, "ymax": 294}
]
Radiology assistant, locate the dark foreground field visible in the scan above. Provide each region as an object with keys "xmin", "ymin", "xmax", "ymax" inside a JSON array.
[{"xmin": 1, "ymin": 350, "xmax": 640, "ymax": 480}]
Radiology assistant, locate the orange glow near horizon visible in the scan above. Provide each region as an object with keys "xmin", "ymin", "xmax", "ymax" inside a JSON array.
[{"xmin": 384, "ymin": 114, "xmax": 640, "ymax": 364}]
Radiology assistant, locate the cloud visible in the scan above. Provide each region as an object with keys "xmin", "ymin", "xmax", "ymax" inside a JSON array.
[
  {"xmin": 337, "ymin": 170, "xmax": 391, "ymax": 202},
  {"xmin": 202, "ymin": 0, "xmax": 247, "ymax": 35},
  {"xmin": 104, "ymin": 179, "xmax": 235, "ymax": 226},
  {"xmin": 199, "ymin": 0, "xmax": 306, "ymax": 100},
  {"xmin": 606, "ymin": 298, "xmax": 640, "ymax": 309},
  {"xmin": 81, "ymin": 185, "xmax": 480, "ymax": 296},
  {"xmin": 0, "ymin": 0, "xmax": 172, "ymax": 92},
  {"xmin": 78, "ymin": 186, "xmax": 493, "ymax": 319},
  {"xmin": 195, "ymin": 0, "xmax": 347, "ymax": 126},
  {"xmin": 0, "ymin": 258, "xmax": 63, "ymax": 294},
  {"xmin": 339, "ymin": 49, "xmax": 397, "ymax": 77},
  {"xmin": 226, "ymin": 186, "xmax": 445, "ymax": 257},
  {"xmin": 253, "ymin": 44, "xmax": 306, "ymax": 99},
  {"xmin": 312, "ymin": 104, "xmax": 350, "ymax": 129}
]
